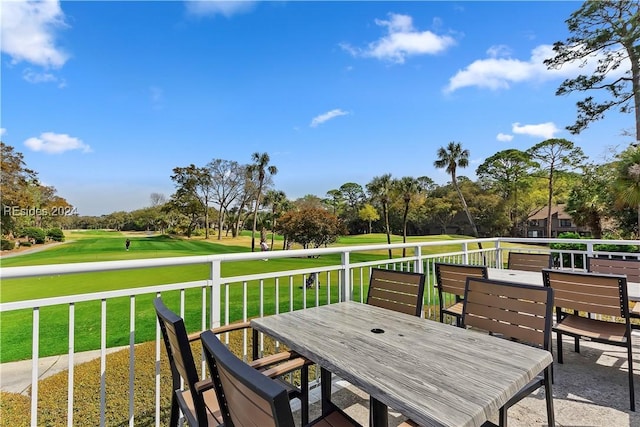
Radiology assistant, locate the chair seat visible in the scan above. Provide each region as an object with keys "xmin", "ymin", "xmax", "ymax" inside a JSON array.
[
  {"xmin": 308, "ymin": 410, "xmax": 361, "ymax": 427},
  {"xmin": 555, "ymin": 314, "xmax": 627, "ymax": 343},
  {"xmin": 176, "ymin": 388, "xmax": 222, "ymax": 426},
  {"xmin": 442, "ymin": 301, "xmax": 463, "ymax": 316}
]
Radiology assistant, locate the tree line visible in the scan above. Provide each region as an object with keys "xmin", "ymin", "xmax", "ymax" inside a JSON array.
[{"xmin": 3, "ymin": 139, "xmax": 637, "ymax": 253}]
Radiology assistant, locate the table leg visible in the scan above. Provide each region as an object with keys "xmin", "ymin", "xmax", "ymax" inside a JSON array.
[
  {"xmin": 320, "ymin": 367, "xmax": 332, "ymax": 417},
  {"xmin": 370, "ymin": 397, "xmax": 388, "ymax": 427}
]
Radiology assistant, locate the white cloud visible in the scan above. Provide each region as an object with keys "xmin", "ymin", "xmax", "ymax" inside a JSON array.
[
  {"xmin": 22, "ymin": 68, "xmax": 66, "ymax": 87},
  {"xmin": 185, "ymin": 1, "xmax": 257, "ymax": 18},
  {"xmin": 445, "ymin": 44, "xmax": 630, "ymax": 93},
  {"xmin": 310, "ymin": 109, "xmax": 349, "ymax": 128},
  {"xmin": 486, "ymin": 45, "xmax": 512, "ymax": 59},
  {"xmin": 512, "ymin": 122, "xmax": 560, "ymax": 139},
  {"xmin": 24, "ymin": 132, "xmax": 92, "ymax": 154},
  {"xmin": 0, "ymin": 128, "xmax": 6, "ymax": 137},
  {"xmin": 341, "ymin": 13, "xmax": 456, "ymax": 64},
  {"xmin": 496, "ymin": 133, "xmax": 513, "ymax": 142},
  {"xmin": 150, "ymin": 86, "xmax": 165, "ymax": 109},
  {"xmin": 1, "ymin": 0, "xmax": 69, "ymax": 68}
]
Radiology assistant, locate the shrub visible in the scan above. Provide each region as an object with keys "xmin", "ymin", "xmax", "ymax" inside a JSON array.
[
  {"xmin": 19, "ymin": 241, "xmax": 32, "ymax": 247},
  {"xmin": 47, "ymin": 228, "xmax": 65, "ymax": 242},
  {"xmin": 0, "ymin": 239, "xmax": 15, "ymax": 250},
  {"xmin": 550, "ymin": 232, "xmax": 586, "ymax": 268},
  {"xmin": 22, "ymin": 227, "xmax": 46, "ymax": 244}
]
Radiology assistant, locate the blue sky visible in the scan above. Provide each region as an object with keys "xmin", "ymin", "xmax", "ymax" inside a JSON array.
[{"xmin": 1, "ymin": 1, "xmax": 634, "ymax": 216}]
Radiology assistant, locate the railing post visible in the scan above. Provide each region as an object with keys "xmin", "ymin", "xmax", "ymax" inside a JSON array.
[
  {"xmin": 31, "ymin": 307, "xmax": 39, "ymax": 427},
  {"xmin": 209, "ymin": 258, "xmax": 222, "ymax": 329},
  {"xmin": 496, "ymin": 239, "xmax": 503, "ymax": 269},
  {"xmin": 415, "ymin": 246, "xmax": 423, "ymax": 273},
  {"xmin": 462, "ymin": 242, "xmax": 469, "ymax": 265},
  {"xmin": 586, "ymin": 242, "xmax": 594, "ymax": 258},
  {"xmin": 341, "ymin": 251, "xmax": 351, "ymax": 302}
]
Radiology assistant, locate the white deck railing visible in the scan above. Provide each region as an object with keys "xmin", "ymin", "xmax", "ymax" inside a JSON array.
[{"xmin": 0, "ymin": 237, "xmax": 638, "ymax": 426}]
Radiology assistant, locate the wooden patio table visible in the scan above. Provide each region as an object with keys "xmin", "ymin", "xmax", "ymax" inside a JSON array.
[
  {"xmin": 251, "ymin": 301, "xmax": 552, "ymax": 427},
  {"xmin": 487, "ymin": 267, "xmax": 640, "ymax": 301}
]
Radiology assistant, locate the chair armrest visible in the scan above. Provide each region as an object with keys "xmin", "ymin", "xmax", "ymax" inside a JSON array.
[
  {"xmin": 260, "ymin": 357, "xmax": 311, "ymax": 378},
  {"xmin": 187, "ymin": 321, "xmax": 253, "ymax": 342},
  {"xmin": 249, "ymin": 351, "xmax": 296, "ymax": 369},
  {"xmin": 193, "ymin": 378, "xmax": 214, "ymax": 393}
]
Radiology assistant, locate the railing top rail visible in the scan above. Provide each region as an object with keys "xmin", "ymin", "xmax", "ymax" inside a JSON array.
[
  {"xmin": 497, "ymin": 237, "xmax": 640, "ymax": 246},
  {"xmin": 0, "ymin": 237, "xmax": 502, "ymax": 279},
  {"xmin": 0, "ymin": 280, "xmax": 210, "ymax": 311},
  {"xmin": 1, "ymin": 237, "xmax": 638, "ymax": 280}
]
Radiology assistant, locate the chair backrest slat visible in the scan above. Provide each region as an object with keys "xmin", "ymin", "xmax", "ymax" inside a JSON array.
[
  {"xmin": 508, "ymin": 252, "xmax": 552, "ymax": 272},
  {"xmin": 366, "ymin": 268, "xmax": 426, "ymax": 316},
  {"xmin": 201, "ymin": 330, "xmax": 295, "ymax": 427},
  {"xmin": 542, "ymin": 269, "xmax": 628, "ymax": 318},
  {"xmin": 217, "ymin": 365, "xmax": 278, "ymax": 427},
  {"xmin": 154, "ymin": 298, "xmax": 200, "ymax": 392},
  {"xmin": 435, "ymin": 263, "xmax": 488, "ymax": 297},
  {"xmin": 463, "ymin": 278, "xmax": 553, "ymax": 349},
  {"xmin": 587, "ymin": 257, "xmax": 640, "ymax": 283}
]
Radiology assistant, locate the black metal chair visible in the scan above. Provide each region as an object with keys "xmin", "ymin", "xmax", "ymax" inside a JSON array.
[
  {"xmin": 366, "ymin": 268, "xmax": 426, "ymax": 316},
  {"xmin": 543, "ymin": 268, "xmax": 635, "ymax": 412},
  {"xmin": 434, "ymin": 263, "xmax": 488, "ymax": 326},
  {"xmin": 462, "ymin": 277, "xmax": 555, "ymax": 426},
  {"xmin": 154, "ymin": 297, "xmax": 311, "ymax": 426},
  {"xmin": 507, "ymin": 252, "xmax": 552, "ymax": 272},
  {"xmin": 201, "ymin": 329, "xmax": 362, "ymax": 427}
]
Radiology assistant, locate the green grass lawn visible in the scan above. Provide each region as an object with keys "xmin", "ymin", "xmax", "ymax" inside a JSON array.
[{"xmin": 0, "ymin": 230, "xmax": 476, "ymax": 362}]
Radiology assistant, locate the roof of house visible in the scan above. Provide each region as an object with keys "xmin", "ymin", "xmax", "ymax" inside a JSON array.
[{"xmin": 528, "ymin": 204, "xmax": 571, "ymax": 220}]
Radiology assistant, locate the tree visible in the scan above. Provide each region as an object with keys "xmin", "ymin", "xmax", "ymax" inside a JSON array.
[
  {"xmin": 566, "ymin": 163, "xmax": 613, "ymax": 238},
  {"xmin": 229, "ymin": 168, "xmax": 258, "ymax": 238},
  {"xmin": 394, "ymin": 176, "xmax": 422, "ymax": 256},
  {"xmin": 294, "ymin": 194, "xmax": 324, "ymax": 210},
  {"xmin": 246, "ymin": 152, "xmax": 277, "ymax": 252},
  {"xmin": 164, "ymin": 192, "xmax": 202, "ymax": 238},
  {"xmin": 366, "ymin": 174, "xmax": 394, "ymax": 258},
  {"xmin": 426, "ymin": 197, "xmax": 457, "ymax": 234},
  {"xmin": 1, "ymin": 143, "xmax": 39, "ymax": 236},
  {"xmin": 613, "ymin": 146, "xmax": 640, "ymax": 236},
  {"xmin": 263, "ymin": 189, "xmax": 287, "ymax": 250},
  {"xmin": 358, "ymin": 204, "xmax": 379, "ymax": 233},
  {"xmin": 324, "ymin": 189, "xmax": 344, "ymax": 216},
  {"xmin": 544, "ymin": 1, "xmax": 640, "ymax": 143},
  {"xmin": 276, "ymin": 207, "xmax": 345, "ymax": 249},
  {"xmin": 434, "ymin": 142, "xmax": 481, "ymax": 239},
  {"xmin": 150, "ymin": 193, "xmax": 166, "ymax": 207},
  {"xmin": 170, "ymin": 164, "xmax": 214, "ymax": 239},
  {"xmin": 527, "ymin": 139, "xmax": 586, "ymax": 237},
  {"xmin": 476, "ymin": 149, "xmax": 536, "ymax": 236},
  {"xmin": 208, "ymin": 159, "xmax": 244, "ymax": 240}
]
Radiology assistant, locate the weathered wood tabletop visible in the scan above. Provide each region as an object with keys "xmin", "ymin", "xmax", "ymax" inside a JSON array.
[{"xmin": 251, "ymin": 301, "xmax": 552, "ymax": 427}]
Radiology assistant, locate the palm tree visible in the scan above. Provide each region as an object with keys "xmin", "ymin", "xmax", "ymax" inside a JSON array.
[
  {"xmin": 366, "ymin": 174, "xmax": 393, "ymax": 259},
  {"xmin": 394, "ymin": 177, "xmax": 422, "ymax": 257},
  {"xmin": 614, "ymin": 146, "xmax": 640, "ymax": 236},
  {"xmin": 247, "ymin": 152, "xmax": 278, "ymax": 252},
  {"xmin": 434, "ymin": 142, "xmax": 481, "ymax": 240},
  {"xmin": 263, "ymin": 189, "xmax": 287, "ymax": 250}
]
